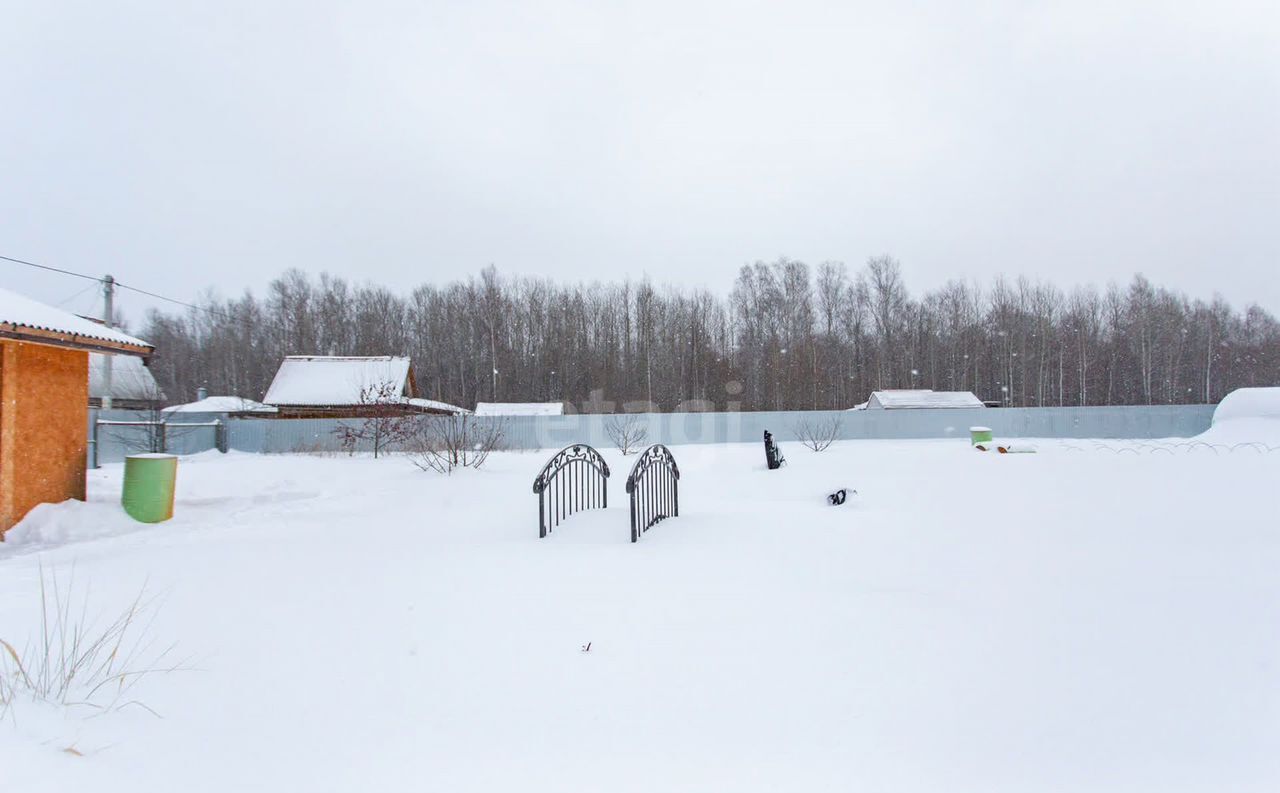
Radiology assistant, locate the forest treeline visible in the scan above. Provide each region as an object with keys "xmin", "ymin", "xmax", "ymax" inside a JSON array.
[{"xmin": 140, "ymin": 257, "xmax": 1280, "ymax": 412}]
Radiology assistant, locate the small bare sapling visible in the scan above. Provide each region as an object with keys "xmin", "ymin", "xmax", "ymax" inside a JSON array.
[
  {"xmin": 603, "ymin": 414, "xmax": 649, "ymax": 455},
  {"xmin": 791, "ymin": 414, "xmax": 842, "ymax": 452},
  {"xmin": 408, "ymin": 414, "xmax": 507, "ymax": 473}
]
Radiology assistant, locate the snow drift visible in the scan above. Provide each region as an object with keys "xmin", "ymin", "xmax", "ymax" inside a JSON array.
[
  {"xmin": 1213, "ymin": 387, "xmax": 1280, "ymax": 424},
  {"xmin": 1199, "ymin": 387, "xmax": 1280, "ymax": 444}
]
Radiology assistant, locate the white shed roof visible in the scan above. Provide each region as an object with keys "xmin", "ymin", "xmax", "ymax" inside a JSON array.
[
  {"xmin": 263, "ymin": 356, "xmax": 413, "ymax": 406},
  {"xmin": 89, "ymin": 353, "xmax": 165, "ymax": 401},
  {"xmin": 866, "ymin": 390, "xmax": 985, "ymax": 409},
  {"xmin": 0, "ymin": 286, "xmax": 151, "ymax": 351},
  {"xmin": 407, "ymin": 398, "xmax": 469, "ymax": 415},
  {"xmin": 474, "ymin": 402, "xmax": 565, "ymax": 416},
  {"xmin": 162, "ymin": 395, "xmax": 278, "ymax": 414}
]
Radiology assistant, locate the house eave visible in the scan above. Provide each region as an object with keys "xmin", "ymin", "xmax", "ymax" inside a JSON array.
[{"xmin": 0, "ymin": 323, "xmax": 154, "ymax": 358}]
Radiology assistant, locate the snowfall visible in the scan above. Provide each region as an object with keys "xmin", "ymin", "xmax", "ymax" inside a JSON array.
[{"xmin": 3, "ymin": 392, "xmax": 1280, "ymax": 792}]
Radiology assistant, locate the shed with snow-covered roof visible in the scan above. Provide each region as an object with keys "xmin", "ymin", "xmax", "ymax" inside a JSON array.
[
  {"xmin": 861, "ymin": 390, "xmax": 985, "ymax": 410},
  {"xmin": 474, "ymin": 402, "xmax": 567, "ymax": 416},
  {"xmin": 162, "ymin": 394, "xmax": 278, "ymax": 416},
  {"xmin": 261, "ymin": 355, "xmax": 466, "ymax": 418},
  {"xmin": 1, "ymin": 286, "xmax": 153, "ymax": 536}
]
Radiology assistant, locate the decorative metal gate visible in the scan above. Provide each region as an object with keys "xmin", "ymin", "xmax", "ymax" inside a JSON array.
[
  {"xmin": 625, "ymin": 444, "xmax": 680, "ymax": 542},
  {"xmin": 532, "ymin": 444, "xmax": 611, "ymax": 538}
]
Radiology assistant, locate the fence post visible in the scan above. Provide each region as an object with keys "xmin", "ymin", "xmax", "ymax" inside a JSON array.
[
  {"xmin": 539, "ymin": 490, "xmax": 546, "ymax": 538},
  {"xmin": 629, "ymin": 490, "xmax": 638, "ymax": 543}
]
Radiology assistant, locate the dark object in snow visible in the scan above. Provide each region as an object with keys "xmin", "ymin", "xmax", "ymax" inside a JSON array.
[
  {"xmin": 997, "ymin": 445, "xmax": 1037, "ymax": 454},
  {"xmin": 533, "ymin": 444, "xmax": 611, "ymax": 538},
  {"xmin": 763, "ymin": 430, "xmax": 786, "ymax": 470},
  {"xmin": 826, "ymin": 487, "xmax": 856, "ymax": 505},
  {"xmin": 626, "ymin": 444, "xmax": 681, "ymax": 543},
  {"xmin": 975, "ymin": 443, "xmax": 1038, "ymax": 454}
]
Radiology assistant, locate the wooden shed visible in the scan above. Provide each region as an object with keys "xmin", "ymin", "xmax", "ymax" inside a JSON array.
[
  {"xmin": 474, "ymin": 401, "xmax": 567, "ymax": 416},
  {"xmin": 1, "ymin": 287, "xmax": 153, "ymax": 536},
  {"xmin": 860, "ymin": 390, "xmax": 985, "ymax": 410},
  {"xmin": 261, "ymin": 355, "xmax": 466, "ymax": 418}
]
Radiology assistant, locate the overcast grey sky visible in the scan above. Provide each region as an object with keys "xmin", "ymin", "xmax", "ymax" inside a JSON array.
[{"xmin": 2, "ymin": 0, "xmax": 1277, "ymax": 323}]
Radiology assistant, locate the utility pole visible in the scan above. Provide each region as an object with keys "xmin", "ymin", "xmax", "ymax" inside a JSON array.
[{"xmin": 102, "ymin": 274, "xmax": 115, "ymax": 410}]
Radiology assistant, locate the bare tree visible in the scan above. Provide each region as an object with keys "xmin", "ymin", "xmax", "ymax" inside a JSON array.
[
  {"xmin": 141, "ymin": 264, "xmax": 1280, "ymax": 412},
  {"xmin": 332, "ymin": 381, "xmax": 415, "ymax": 458},
  {"xmin": 407, "ymin": 415, "xmax": 506, "ymax": 474},
  {"xmin": 791, "ymin": 414, "xmax": 843, "ymax": 452},
  {"xmin": 603, "ymin": 414, "xmax": 649, "ymax": 455},
  {"xmin": 101, "ymin": 382, "xmax": 170, "ymax": 454}
]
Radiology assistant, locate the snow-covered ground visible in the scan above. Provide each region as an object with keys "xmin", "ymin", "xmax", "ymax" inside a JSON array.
[{"xmin": 2, "ymin": 428, "xmax": 1279, "ymax": 791}]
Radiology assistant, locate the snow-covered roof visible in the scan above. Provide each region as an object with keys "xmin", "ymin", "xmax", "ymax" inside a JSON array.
[
  {"xmin": 474, "ymin": 402, "xmax": 565, "ymax": 416},
  {"xmin": 407, "ymin": 397, "xmax": 469, "ymax": 415},
  {"xmin": 865, "ymin": 390, "xmax": 985, "ymax": 409},
  {"xmin": 89, "ymin": 353, "xmax": 165, "ymax": 401},
  {"xmin": 0, "ymin": 286, "xmax": 151, "ymax": 352},
  {"xmin": 262, "ymin": 356, "xmax": 413, "ymax": 406},
  {"xmin": 162, "ymin": 395, "xmax": 278, "ymax": 414}
]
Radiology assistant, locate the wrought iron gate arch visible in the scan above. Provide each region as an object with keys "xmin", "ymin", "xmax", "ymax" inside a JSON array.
[
  {"xmin": 532, "ymin": 444, "xmax": 610, "ymax": 538},
  {"xmin": 625, "ymin": 444, "xmax": 680, "ymax": 542}
]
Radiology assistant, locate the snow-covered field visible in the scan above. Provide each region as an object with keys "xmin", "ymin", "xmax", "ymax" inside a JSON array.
[{"xmin": 3, "ymin": 425, "xmax": 1279, "ymax": 790}]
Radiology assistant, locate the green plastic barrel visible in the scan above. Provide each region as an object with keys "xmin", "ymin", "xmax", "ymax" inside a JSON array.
[
  {"xmin": 969, "ymin": 426, "xmax": 993, "ymax": 446},
  {"xmin": 122, "ymin": 454, "xmax": 178, "ymax": 523}
]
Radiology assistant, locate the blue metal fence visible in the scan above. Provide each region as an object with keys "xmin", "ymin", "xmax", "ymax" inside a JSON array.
[
  {"xmin": 88, "ymin": 409, "xmax": 224, "ymax": 466},
  {"xmin": 86, "ymin": 404, "xmax": 1217, "ymax": 463}
]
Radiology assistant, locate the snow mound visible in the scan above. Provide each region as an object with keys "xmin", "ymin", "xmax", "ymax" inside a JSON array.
[
  {"xmin": 2, "ymin": 499, "xmax": 139, "ymax": 548},
  {"xmin": 1213, "ymin": 387, "xmax": 1280, "ymax": 424},
  {"xmin": 1199, "ymin": 387, "xmax": 1280, "ymax": 444}
]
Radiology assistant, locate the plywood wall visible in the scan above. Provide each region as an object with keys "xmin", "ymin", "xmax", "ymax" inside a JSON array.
[{"xmin": 0, "ymin": 340, "xmax": 89, "ymax": 536}]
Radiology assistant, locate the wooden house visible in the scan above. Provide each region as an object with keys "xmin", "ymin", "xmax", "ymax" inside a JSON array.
[{"xmin": 1, "ymin": 287, "xmax": 153, "ymax": 536}]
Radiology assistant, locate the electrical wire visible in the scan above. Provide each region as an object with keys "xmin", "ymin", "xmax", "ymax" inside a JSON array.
[
  {"xmin": 115, "ymin": 281, "xmax": 215, "ymax": 314},
  {"xmin": 54, "ymin": 281, "xmax": 100, "ymax": 307},
  {"xmin": 1, "ymin": 253, "xmax": 103, "ymax": 283},
  {"xmin": 3, "ymin": 251, "xmax": 232, "ymax": 320}
]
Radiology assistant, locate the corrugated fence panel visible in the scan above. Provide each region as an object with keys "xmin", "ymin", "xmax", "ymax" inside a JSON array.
[
  {"xmin": 88, "ymin": 408, "xmax": 157, "ymax": 466},
  {"xmin": 87, "ymin": 405, "xmax": 1218, "ymax": 462},
  {"xmin": 88, "ymin": 409, "xmax": 226, "ymax": 465}
]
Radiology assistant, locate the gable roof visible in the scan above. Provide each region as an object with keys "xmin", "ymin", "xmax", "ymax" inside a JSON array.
[
  {"xmin": 474, "ymin": 402, "xmax": 565, "ymax": 416},
  {"xmin": 866, "ymin": 390, "xmax": 985, "ymax": 409},
  {"xmin": 0, "ymin": 286, "xmax": 152, "ymax": 355},
  {"xmin": 89, "ymin": 353, "xmax": 165, "ymax": 401},
  {"xmin": 262, "ymin": 356, "xmax": 415, "ymax": 406}
]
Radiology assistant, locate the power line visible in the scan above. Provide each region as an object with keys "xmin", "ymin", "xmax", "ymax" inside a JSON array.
[
  {"xmin": 54, "ymin": 281, "xmax": 100, "ymax": 308},
  {"xmin": 115, "ymin": 282, "xmax": 206, "ymax": 312},
  {"xmin": 3, "ymin": 251, "xmax": 232, "ymax": 321},
  {"xmin": 1, "ymin": 253, "xmax": 103, "ymax": 283},
  {"xmin": 115, "ymin": 282, "xmax": 236, "ymax": 322}
]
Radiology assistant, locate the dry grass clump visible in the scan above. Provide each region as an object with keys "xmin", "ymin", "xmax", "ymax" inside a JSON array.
[{"xmin": 0, "ymin": 564, "xmax": 184, "ymax": 719}]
